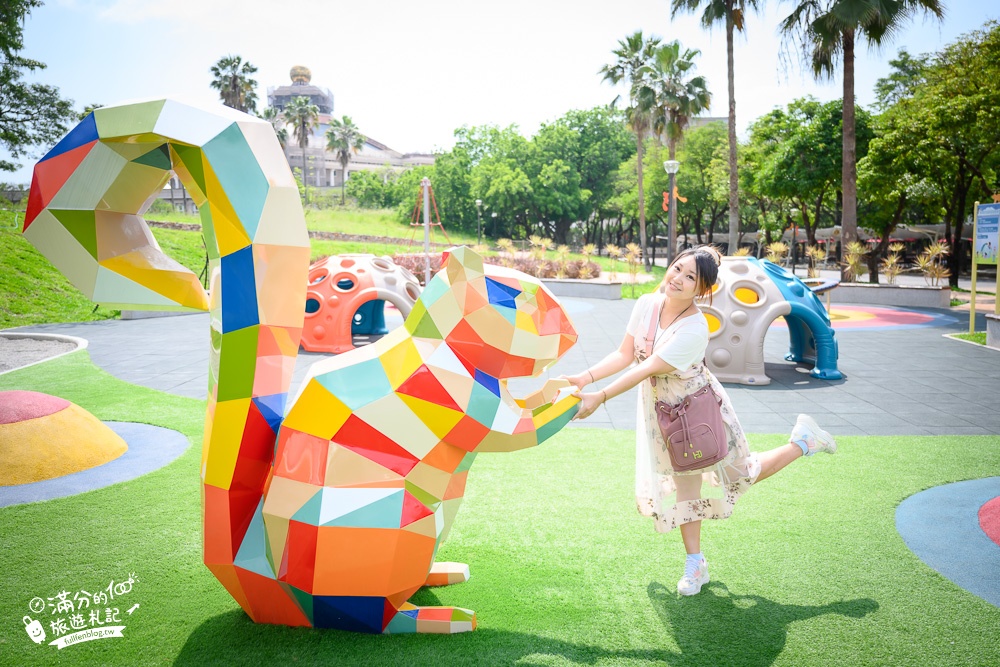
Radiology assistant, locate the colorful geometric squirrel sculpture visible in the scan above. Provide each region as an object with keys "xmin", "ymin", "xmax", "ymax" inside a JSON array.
[{"xmin": 22, "ymin": 99, "xmax": 580, "ymax": 633}]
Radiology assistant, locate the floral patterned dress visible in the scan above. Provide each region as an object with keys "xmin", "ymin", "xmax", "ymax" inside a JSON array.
[{"xmin": 628, "ymin": 293, "xmax": 762, "ymax": 533}]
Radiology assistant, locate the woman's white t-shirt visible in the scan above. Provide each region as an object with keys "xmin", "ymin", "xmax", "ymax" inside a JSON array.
[{"xmin": 625, "ymin": 293, "xmax": 708, "ymax": 371}]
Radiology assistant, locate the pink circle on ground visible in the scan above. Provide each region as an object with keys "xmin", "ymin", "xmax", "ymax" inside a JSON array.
[
  {"xmin": 979, "ymin": 496, "xmax": 1000, "ymax": 548},
  {"xmin": 835, "ymin": 305, "xmax": 935, "ymax": 328},
  {"xmin": 0, "ymin": 390, "xmax": 71, "ymax": 424}
]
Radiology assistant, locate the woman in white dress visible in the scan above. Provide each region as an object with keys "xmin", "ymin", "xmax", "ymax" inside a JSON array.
[{"xmin": 566, "ymin": 246, "xmax": 836, "ymax": 596}]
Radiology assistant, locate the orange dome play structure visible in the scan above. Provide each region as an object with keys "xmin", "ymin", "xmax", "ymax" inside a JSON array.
[{"xmin": 301, "ymin": 255, "xmax": 422, "ymax": 354}]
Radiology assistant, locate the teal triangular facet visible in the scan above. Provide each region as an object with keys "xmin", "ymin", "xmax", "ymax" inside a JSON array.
[
  {"xmin": 132, "ymin": 144, "xmax": 171, "ymax": 171},
  {"xmin": 202, "ymin": 123, "xmax": 268, "ymax": 239},
  {"xmin": 321, "ymin": 490, "xmax": 404, "ymax": 528},
  {"xmin": 282, "ymin": 582, "xmax": 315, "ymax": 625},
  {"xmin": 233, "ymin": 500, "xmax": 276, "ymax": 578},
  {"xmin": 290, "ymin": 490, "xmax": 323, "ymax": 526}
]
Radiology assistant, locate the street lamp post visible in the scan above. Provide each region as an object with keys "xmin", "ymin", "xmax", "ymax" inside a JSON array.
[
  {"xmin": 421, "ymin": 177, "xmax": 431, "ymax": 285},
  {"xmin": 475, "ymin": 199, "xmax": 483, "ymax": 246},
  {"xmin": 663, "ymin": 160, "xmax": 680, "ymax": 265},
  {"xmin": 789, "ymin": 207, "xmax": 800, "ymax": 276}
]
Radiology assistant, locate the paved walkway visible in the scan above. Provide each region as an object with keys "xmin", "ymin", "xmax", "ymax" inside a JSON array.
[{"xmin": 11, "ymin": 297, "xmax": 1000, "ymax": 437}]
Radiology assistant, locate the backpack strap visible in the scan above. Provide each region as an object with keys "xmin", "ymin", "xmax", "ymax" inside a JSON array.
[
  {"xmin": 643, "ymin": 295, "xmax": 661, "ymax": 358},
  {"xmin": 643, "ymin": 297, "xmax": 665, "ymax": 390}
]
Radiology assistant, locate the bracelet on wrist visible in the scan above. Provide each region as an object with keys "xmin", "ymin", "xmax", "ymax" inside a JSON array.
[
  {"xmin": 587, "ymin": 370, "xmax": 595, "ymax": 384},
  {"xmin": 600, "ymin": 390, "xmax": 607, "ymax": 404}
]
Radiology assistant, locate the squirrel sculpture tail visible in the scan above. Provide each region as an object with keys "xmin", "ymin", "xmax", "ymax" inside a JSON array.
[{"xmin": 23, "ymin": 99, "xmax": 311, "ymax": 623}]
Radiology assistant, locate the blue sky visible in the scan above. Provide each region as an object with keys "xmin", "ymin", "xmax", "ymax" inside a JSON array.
[{"xmin": 3, "ymin": 0, "xmax": 996, "ymax": 185}]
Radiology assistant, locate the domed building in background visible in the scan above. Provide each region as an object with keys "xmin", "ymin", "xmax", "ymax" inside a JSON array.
[{"xmin": 266, "ymin": 66, "xmax": 434, "ymax": 191}]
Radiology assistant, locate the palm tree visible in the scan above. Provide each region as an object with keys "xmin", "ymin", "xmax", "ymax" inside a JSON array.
[
  {"xmin": 260, "ymin": 107, "xmax": 288, "ymax": 149},
  {"xmin": 601, "ymin": 30, "xmax": 662, "ymax": 270},
  {"xmin": 646, "ymin": 41, "xmax": 712, "ymax": 161},
  {"xmin": 282, "ymin": 96, "xmax": 319, "ymax": 204},
  {"xmin": 325, "ymin": 116, "xmax": 367, "ymax": 205},
  {"xmin": 671, "ymin": 0, "xmax": 762, "ymax": 255},
  {"xmin": 209, "ymin": 55, "xmax": 259, "ymax": 114},
  {"xmin": 643, "ymin": 40, "xmax": 712, "ymax": 262},
  {"xmin": 779, "ymin": 0, "xmax": 944, "ymax": 277}
]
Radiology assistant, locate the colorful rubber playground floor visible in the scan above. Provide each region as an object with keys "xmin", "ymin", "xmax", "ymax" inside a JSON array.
[{"xmin": 771, "ymin": 304, "xmax": 957, "ymax": 330}]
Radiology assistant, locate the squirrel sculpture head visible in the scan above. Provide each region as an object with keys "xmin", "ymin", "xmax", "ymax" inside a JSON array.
[{"xmin": 404, "ymin": 247, "xmax": 577, "ymax": 379}]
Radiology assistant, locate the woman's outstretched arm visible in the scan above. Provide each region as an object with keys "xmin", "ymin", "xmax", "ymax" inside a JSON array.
[
  {"xmin": 572, "ymin": 341, "xmax": 678, "ymax": 421},
  {"xmin": 563, "ymin": 332, "xmax": 635, "ymax": 390}
]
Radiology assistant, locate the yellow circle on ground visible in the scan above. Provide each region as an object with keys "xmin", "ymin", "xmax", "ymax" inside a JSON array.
[{"xmin": 828, "ymin": 308, "xmax": 876, "ymax": 322}]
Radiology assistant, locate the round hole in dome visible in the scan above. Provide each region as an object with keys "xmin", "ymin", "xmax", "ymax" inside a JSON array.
[
  {"xmin": 309, "ymin": 270, "xmax": 328, "ymax": 285},
  {"xmin": 336, "ymin": 278, "xmax": 355, "ymax": 291},
  {"xmin": 372, "ymin": 258, "xmax": 393, "ymax": 271},
  {"xmin": 305, "ymin": 298, "xmax": 321, "ymax": 314},
  {"xmin": 704, "ymin": 312, "xmax": 723, "ymax": 335},
  {"xmin": 733, "ymin": 286, "xmax": 762, "ymax": 305}
]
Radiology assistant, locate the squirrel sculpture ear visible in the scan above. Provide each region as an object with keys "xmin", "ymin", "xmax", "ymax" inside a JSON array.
[{"xmin": 444, "ymin": 246, "xmax": 485, "ymax": 284}]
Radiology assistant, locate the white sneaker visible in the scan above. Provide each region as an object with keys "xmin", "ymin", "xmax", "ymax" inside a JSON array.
[
  {"xmin": 677, "ymin": 557, "xmax": 709, "ymax": 596},
  {"xmin": 791, "ymin": 414, "xmax": 837, "ymax": 456}
]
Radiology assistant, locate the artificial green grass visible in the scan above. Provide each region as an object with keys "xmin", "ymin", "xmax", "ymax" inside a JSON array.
[
  {"xmin": 952, "ymin": 332, "xmax": 988, "ymax": 345},
  {"xmin": 2, "ymin": 352, "xmax": 998, "ymax": 666}
]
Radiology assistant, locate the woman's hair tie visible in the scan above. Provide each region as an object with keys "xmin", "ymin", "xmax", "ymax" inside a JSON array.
[{"xmin": 702, "ymin": 246, "xmax": 723, "ymax": 266}]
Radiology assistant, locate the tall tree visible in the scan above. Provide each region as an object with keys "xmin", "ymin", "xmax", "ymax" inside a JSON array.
[
  {"xmin": 537, "ymin": 107, "xmax": 634, "ymax": 243},
  {"xmin": 896, "ymin": 22, "xmax": 1000, "ymax": 286},
  {"xmin": 872, "ymin": 49, "xmax": 926, "ymax": 111},
  {"xmin": 858, "ymin": 48, "xmax": 937, "ymax": 282},
  {"xmin": 753, "ymin": 98, "xmax": 874, "ymax": 245},
  {"xmin": 671, "ymin": 0, "xmax": 762, "ymax": 255},
  {"xmin": 643, "ymin": 40, "xmax": 712, "ymax": 260},
  {"xmin": 0, "ymin": 0, "xmax": 75, "ymax": 173},
  {"xmin": 260, "ymin": 106, "xmax": 288, "ymax": 149},
  {"xmin": 779, "ymin": 0, "xmax": 944, "ymax": 277},
  {"xmin": 325, "ymin": 116, "xmax": 366, "ymax": 205},
  {"xmin": 209, "ymin": 55, "xmax": 259, "ymax": 114},
  {"xmin": 282, "ymin": 96, "xmax": 319, "ymax": 204},
  {"xmin": 601, "ymin": 30, "xmax": 662, "ymax": 270},
  {"xmin": 646, "ymin": 41, "xmax": 712, "ymax": 161}
]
